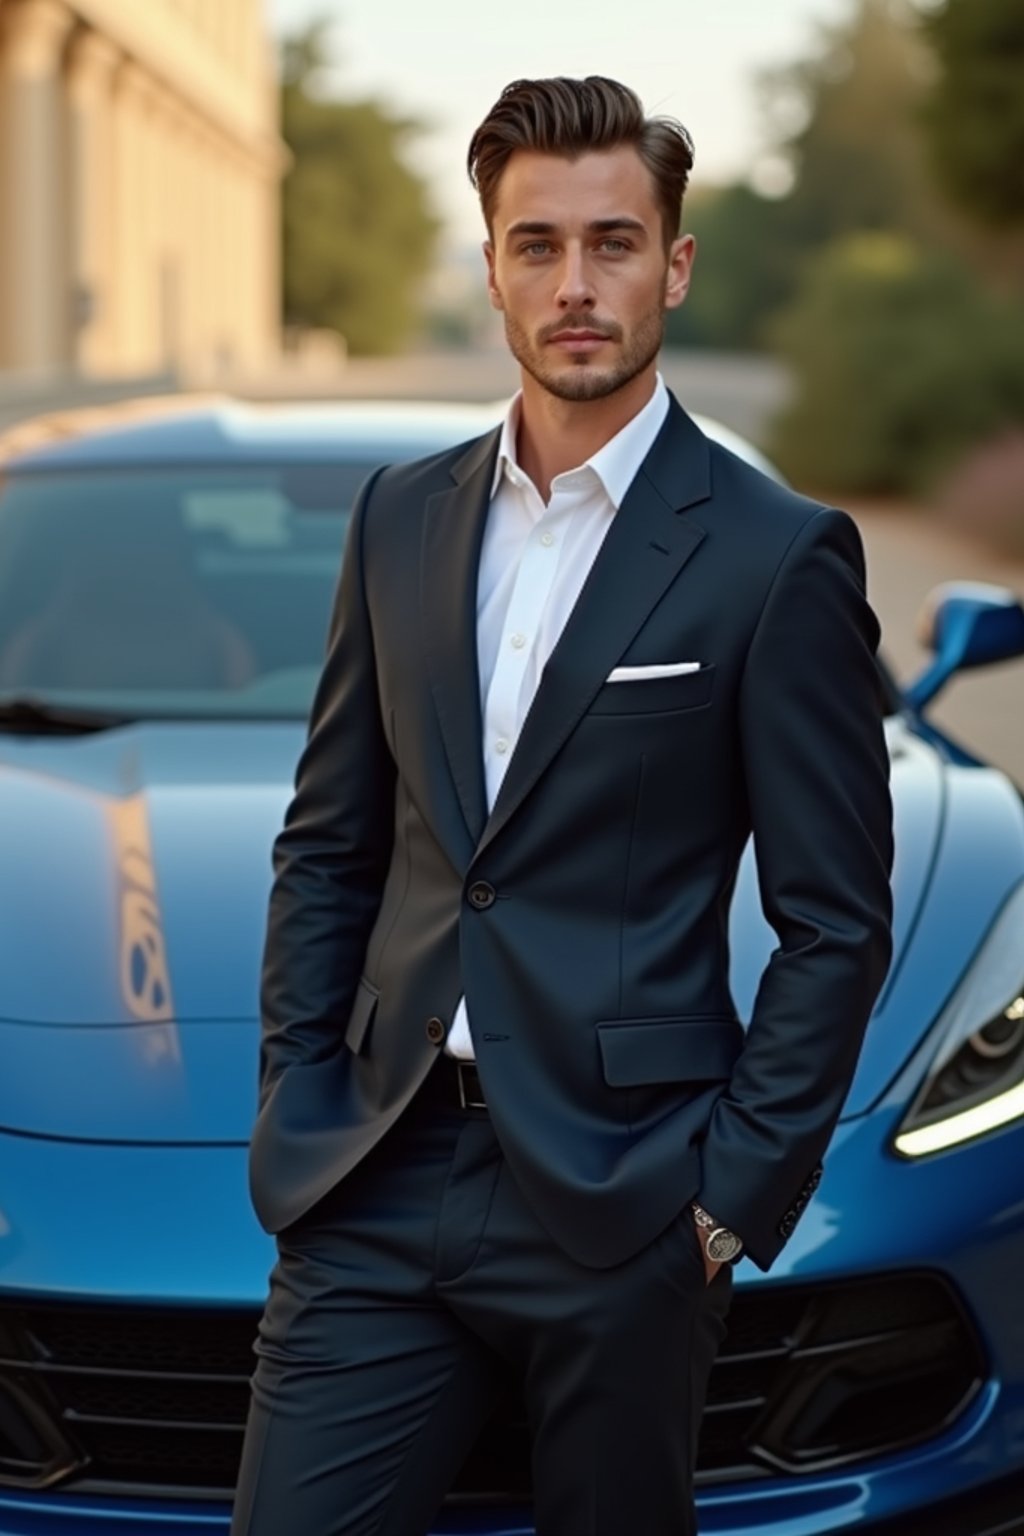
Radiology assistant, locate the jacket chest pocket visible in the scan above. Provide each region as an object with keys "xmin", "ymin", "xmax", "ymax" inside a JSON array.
[{"xmin": 587, "ymin": 664, "xmax": 716, "ymax": 716}]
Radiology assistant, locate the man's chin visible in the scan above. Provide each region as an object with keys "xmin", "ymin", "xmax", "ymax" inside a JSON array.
[{"xmin": 529, "ymin": 358, "xmax": 630, "ymax": 403}]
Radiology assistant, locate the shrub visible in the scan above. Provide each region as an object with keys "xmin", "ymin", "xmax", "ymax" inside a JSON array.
[{"xmin": 767, "ymin": 233, "xmax": 1024, "ymax": 495}]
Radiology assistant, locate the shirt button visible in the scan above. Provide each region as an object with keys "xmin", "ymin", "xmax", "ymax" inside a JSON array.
[
  {"xmin": 540, "ymin": 531, "xmax": 555, "ymax": 547},
  {"xmin": 425, "ymin": 1016, "xmax": 446, "ymax": 1045},
  {"xmin": 495, "ymin": 738, "xmax": 509, "ymax": 754},
  {"xmin": 467, "ymin": 881, "xmax": 496, "ymax": 910},
  {"xmin": 510, "ymin": 633, "xmax": 526, "ymax": 650}
]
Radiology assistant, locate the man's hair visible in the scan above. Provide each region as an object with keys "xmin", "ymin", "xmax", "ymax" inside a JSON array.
[{"xmin": 467, "ymin": 76, "xmax": 695, "ymax": 250}]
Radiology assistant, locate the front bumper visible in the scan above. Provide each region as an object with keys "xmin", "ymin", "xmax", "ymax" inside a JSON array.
[{"xmin": 0, "ymin": 1106, "xmax": 1022, "ymax": 1536}]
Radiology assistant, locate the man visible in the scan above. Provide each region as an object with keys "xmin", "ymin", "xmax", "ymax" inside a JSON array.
[{"xmin": 233, "ymin": 75, "xmax": 894, "ymax": 1536}]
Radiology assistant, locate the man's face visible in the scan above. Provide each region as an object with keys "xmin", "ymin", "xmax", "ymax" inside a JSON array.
[{"xmin": 484, "ymin": 146, "xmax": 694, "ymax": 403}]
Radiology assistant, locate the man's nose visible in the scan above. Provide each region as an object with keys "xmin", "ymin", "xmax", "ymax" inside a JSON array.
[{"xmin": 553, "ymin": 247, "xmax": 596, "ymax": 310}]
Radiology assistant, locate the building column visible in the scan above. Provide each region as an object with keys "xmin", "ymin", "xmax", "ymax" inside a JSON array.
[
  {"xmin": 135, "ymin": 72, "xmax": 163, "ymax": 373},
  {"xmin": 203, "ymin": 127, "xmax": 233, "ymax": 376},
  {"xmin": 109, "ymin": 60, "xmax": 153, "ymax": 372},
  {"xmin": 153, "ymin": 92, "xmax": 186, "ymax": 374},
  {"xmin": 65, "ymin": 29, "xmax": 120, "ymax": 376},
  {"xmin": 256, "ymin": 160, "xmax": 282, "ymax": 366},
  {"xmin": 0, "ymin": 0, "xmax": 75, "ymax": 372},
  {"xmin": 147, "ymin": 83, "xmax": 187, "ymax": 374},
  {"xmin": 181, "ymin": 118, "xmax": 210, "ymax": 376}
]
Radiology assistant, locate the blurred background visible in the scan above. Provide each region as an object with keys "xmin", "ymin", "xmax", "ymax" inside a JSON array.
[{"xmin": 0, "ymin": 0, "xmax": 1022, "ymax": 771}]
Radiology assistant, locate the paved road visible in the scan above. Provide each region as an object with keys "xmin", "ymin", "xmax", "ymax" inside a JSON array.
[
  {"xmin": 0, "ymin": 346, "xmax": 788, "ymax": 446},
  {"xmin": 852, "ymin": 503, "xmax": 1024, "ymax": 786},
  {"xmin": 233, "ymin": 345, "xmax": 791, "ymax": 449}
]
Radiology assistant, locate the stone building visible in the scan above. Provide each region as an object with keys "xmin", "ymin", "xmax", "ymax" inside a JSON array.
[{"xmin": 0, "ymin": 0, "xmax": 285, "ymax": 380}]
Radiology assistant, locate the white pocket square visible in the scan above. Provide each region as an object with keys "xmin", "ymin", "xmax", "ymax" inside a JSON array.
[{"xmin": 606, "ymin": 662, "xmax": 701, "ymax": 682}]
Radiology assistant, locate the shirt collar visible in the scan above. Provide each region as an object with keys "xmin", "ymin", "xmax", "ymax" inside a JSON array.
[{"xmin": 490, "ymin": 373, "xmax": 670, "ymax": 508}]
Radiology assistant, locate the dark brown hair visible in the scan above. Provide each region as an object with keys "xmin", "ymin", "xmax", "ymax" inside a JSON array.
[{"xmin": 467, "ymin": 76, "xmax": 695, "ymax": 250}]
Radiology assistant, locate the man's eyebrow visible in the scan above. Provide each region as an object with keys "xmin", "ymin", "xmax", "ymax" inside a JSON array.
[
  {"xmin": 589, "ymin": 217, "xmax": 647, "ymax": 235},
  {"xmin": 505, "ymin": 221, "xmax": 558, "ymax": 240},
  {"xmin": 504, "ymin": 216, "xmax": 649, "ymax": 241}
]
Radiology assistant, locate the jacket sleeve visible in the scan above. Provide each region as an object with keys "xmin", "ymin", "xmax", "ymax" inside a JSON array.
[
  {"xmin": 257, "ymin": 467, "xmax": 395, "ymax": 1109},
  {"xmin": 698, "ymin": 506, "xmax": 895, "ymax": 1270}
]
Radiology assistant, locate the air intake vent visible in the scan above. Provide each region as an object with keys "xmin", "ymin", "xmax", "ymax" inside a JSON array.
[
  {"xmin": 0, "ymin": 1317, "xmax": 82, "ymax": 1490},
  {"xmin": 0, "ymin": 1273, "xmax": 986, "ymax": 1499}
]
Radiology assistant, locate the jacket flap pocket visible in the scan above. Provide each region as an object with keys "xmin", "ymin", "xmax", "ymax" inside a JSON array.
[
  {"xmin": 596, "ymin": 1016, "xmax": 743, "ymax": 1087},
  {"xmin": 344, "ymin": 977, "xmax": 379, "ymax": 1056},
  {"xmin": 588, "ymin": 664, "xmax": 715, "ymax": 716}
]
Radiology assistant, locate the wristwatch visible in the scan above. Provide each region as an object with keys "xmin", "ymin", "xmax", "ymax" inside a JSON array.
[{"xmin": 691, "ymin": 1202, "xmax": 744, "ymax": 1263}]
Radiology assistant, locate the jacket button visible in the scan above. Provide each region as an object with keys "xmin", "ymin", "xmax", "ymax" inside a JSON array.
[
  {"xmin": 467, "ymin": 880, "xmax": 496, "ymax": 910},
  {"xmin": 425, "ymin": 1017, "xmax": 446, "ymax": 1045}
]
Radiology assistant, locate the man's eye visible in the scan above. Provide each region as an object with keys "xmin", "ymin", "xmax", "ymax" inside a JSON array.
[
  {"xmin": 600, "ymin": 238, "xmax": 629, "ymax": 253},
  {"xmin": 522, "ymin": 242, "xmax": 552, "ymax": 256}
]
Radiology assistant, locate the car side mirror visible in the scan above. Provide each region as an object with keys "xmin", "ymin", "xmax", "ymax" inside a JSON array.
[{"xmin": 906, "ymin": 582, "xmax": 1024, "ymax": 712}]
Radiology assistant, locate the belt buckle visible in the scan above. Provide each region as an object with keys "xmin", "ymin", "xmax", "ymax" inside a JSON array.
[{"xmin": 457, "ymin": 1063, "xmax": 486, "ymax": 1111}]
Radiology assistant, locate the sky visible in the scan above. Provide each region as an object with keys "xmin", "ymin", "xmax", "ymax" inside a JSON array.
[{"xmin": 266, "ymin": 0, "xmax": 856, "ymax": 247}]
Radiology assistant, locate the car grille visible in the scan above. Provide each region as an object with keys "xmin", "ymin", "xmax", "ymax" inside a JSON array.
[{"xmin": 0, "ymin": 1273, "xmax": 985, "ymax": 1500}]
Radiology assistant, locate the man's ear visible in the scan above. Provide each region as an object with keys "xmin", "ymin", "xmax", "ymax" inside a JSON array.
[
  {"xmin": 484, "ymin": 241, "xmax": 504, "ymax": 312},
  {"xmin": 665, "ymin": 232, "xmax": 696, "ymax": 312}
]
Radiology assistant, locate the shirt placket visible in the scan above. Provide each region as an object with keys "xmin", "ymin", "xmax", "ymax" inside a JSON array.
[{"xmin": 483, "ymin": 489, "xmax": 571, "ymax": 807}]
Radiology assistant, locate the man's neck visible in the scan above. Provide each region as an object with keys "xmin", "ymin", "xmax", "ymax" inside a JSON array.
[{"xmin": 515, "ymin": 363, "xmax": 659, "ymax": 502}]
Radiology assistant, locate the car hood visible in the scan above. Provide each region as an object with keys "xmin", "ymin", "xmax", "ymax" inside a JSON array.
[
  {"xmin": 0, "ymin": 723, "xmax": 297, "ymax": 1144},
  {"xmin": 0, "ymin": 716, "xmax": 992, "ymax": 1143}
]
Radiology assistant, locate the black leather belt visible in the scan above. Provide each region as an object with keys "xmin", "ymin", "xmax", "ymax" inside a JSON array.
[
  {"xmin": 434, "ymin": 1056, "xmax": 487, "ymax": 1110},
  {"xmin": 456, "ymin": 1060, "xmax": 487, "ymax": 1110}
]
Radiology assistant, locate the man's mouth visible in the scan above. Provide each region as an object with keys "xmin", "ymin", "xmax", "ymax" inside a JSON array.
[
  {"xmin": 546, "ymin": 330, "xmax": 615, "ymax": 353},
  {"xmin": 548, "ymin": 329, "xmax": 609, "ymax": 343}
]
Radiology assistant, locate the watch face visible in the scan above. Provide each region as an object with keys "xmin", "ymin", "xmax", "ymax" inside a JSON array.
[{"xmin": 707, "ymin": 1228, "xmax": 743, "ymax": 1263}]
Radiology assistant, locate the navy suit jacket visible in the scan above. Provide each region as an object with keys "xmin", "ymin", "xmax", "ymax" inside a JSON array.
[{"xmin": 250, "ymin": 395, "xmax": 894, "ymax": 1271}]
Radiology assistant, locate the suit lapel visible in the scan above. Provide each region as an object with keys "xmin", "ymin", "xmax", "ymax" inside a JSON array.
[
  {"xmin": 421, "ymin": 427, "xmax": 501, "ymax": 848},
  {"xmin": 476, "ymin": 399, "xmax": 712, "ymax": 859}
]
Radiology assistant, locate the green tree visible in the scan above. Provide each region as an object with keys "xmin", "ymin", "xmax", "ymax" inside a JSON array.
[
  {"xmin": 281, "ymin": 22, "xmax": 439, "ymax": 354},
  {"xmin": 665, "ymin": 184, "xmax": 793, "ymax": 351},
  {"xmin": 768, "ymin": 233, "xmax": 1024, "ymax": 493},
  {"xmin": 763, "ymin": 0, "xmax": 941, "ymax": 251},
  {"xmin": 671, "ymin": 0, "xmax": 948, "ymax": 353},
  {"xmin": 922, "ymin": 0, "xmax": 1024, "ymax": 230}
]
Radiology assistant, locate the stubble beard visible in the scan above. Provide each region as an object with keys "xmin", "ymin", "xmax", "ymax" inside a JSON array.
[{"xmin": 503, "ymin": 291, "xmax": 667, "ymax": 403}]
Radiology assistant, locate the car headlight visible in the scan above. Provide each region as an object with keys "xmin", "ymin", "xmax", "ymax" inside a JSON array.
[{"xmin": 894, "ymin": 880, "xmax": 1024, "ymax": 1158}]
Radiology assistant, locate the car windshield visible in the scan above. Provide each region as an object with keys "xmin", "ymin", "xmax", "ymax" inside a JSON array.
[
  {"xmin": 0, "ymin": 463, "xmax": 375, "ymax": 720},
  {"xmin": 0, "ymin": 458, "xmax": 904, "ymax": 725}
]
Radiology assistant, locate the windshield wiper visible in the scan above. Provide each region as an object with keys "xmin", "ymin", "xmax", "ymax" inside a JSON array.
[{"xmin": 0, "ymin": 695, "xmax": 136, "ymax": 734}]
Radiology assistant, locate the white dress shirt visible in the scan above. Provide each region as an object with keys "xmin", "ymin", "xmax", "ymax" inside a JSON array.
[{"xmin": 446, "ymin": 374, "xmax": 670, "ymax": 1060}]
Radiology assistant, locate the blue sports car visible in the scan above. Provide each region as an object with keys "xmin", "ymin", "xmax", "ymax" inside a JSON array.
[{"xmin": 0, "ymin": 398, "xmax": 1023, "ymax": 1536}]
